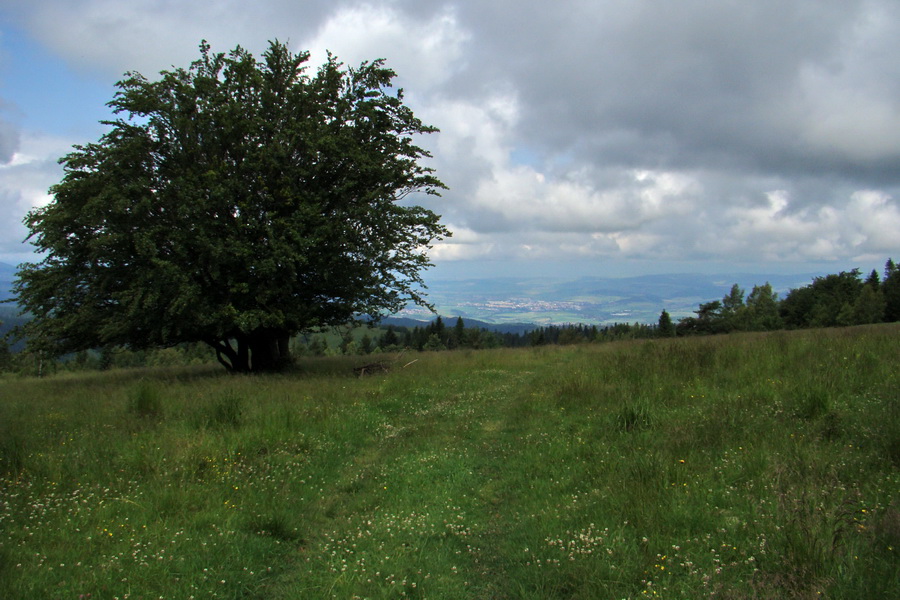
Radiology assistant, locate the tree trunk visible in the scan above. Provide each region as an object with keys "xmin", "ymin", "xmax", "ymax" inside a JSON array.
[
  {"xmin": 207, "ymin": 336, "xmax": 250, "ymax": 373},
  {"xmin": 207, "ymin": 329, "xmax": 291, "ymax": 373},
  {"xmin": 247, "ymin": 328, "xmax": 292, "ymax": 372}
]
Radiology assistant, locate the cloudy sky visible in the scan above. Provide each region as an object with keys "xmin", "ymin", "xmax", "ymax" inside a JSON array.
[{"xmin": 1, "ymin": 0, "xmax": 899, "ymax": 279}]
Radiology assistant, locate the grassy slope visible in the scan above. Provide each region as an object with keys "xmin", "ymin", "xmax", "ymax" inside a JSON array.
[{"xmin": 1, "ymin": 326, "xmax": 898, "ymax": 599}]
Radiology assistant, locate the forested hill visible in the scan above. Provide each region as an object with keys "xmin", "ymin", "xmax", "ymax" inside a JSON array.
[
  {"xmin": 400, "ymin": 271, "xmax": 823, "ymax": 325},
  {"xmin": 380, "ymin": 316, "xmax": 535, "ymax": 335}
]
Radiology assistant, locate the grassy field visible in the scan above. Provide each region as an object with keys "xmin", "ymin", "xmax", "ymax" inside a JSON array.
[{"xmin": 1, "ymin": 326, "xmax": 898, "ymax": 599}]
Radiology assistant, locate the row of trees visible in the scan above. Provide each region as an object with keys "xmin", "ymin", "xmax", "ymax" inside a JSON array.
[
  {"xmin": 4, "ymin": 261, "xmax": 898, "ymax": 375},
  {"xmin": 0, "ymin": 341, "xmax": 217, "ymax": 377},
  {"xmin": 675, "ymin": 282, "xmax": 782, "ymax": 335},
  {"xmin": 368, "ymin": 261, "xmax": 900, "ymax": 352},
  {"xmin": 367, "ymin": 259, "xmax": 900, "ymax": 352},
  {"xmin": 0, "ymin": 316, "xmax": 509, "ymax": 375},
  {"xmin": 675, "ymin": 259, "xmax": 900, "ymax": 336},
  {"xmin": 294, "ymin": 316, "xmax": 506, "ymax": 356}
]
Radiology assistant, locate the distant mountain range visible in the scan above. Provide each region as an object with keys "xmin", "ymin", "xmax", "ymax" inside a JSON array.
[
  {"xmin": 0, "ymin": 261, "xmax": 822, "ymax": 328},
  {"xmin": 0, "ymin": 262, "xmax": 15, "ymax": 303},
  {"xmin": 378, "ymin": 315, "xmax": 536, "ymax": 335},
  {"xmin": 0, "ymin": 263, "xmax": 25, "ymax": 349},
  {"xmin": 399, "ymin": 272, "xmax": 822, "ymax": 326}
]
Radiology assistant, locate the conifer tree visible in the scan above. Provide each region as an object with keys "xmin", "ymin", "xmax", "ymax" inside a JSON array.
[
  {"xmin": 453, "ymin": 316, "xmax": 466, "ymax": 348},
  {"xmin": 883, "ymin": 258, "xmax": 900, "ymax": 322},
  {"xmin": 746, "ymin": 283, "xmax": 782, "ymax": 330},
  {"xmin": 657, "ymin": 309, "xmax": 676, "ymax": 337}
]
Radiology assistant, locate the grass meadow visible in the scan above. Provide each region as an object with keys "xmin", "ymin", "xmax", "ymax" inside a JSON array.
[{"xmin": 1, "ymin": 325, "xmax": 898, "ymax": 599}]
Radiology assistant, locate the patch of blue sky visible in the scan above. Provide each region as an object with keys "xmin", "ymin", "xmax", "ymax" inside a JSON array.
[
  {"xmin": 509, "ymin": 145, "xmax": 542, "ymax": 168},
  {"xmin": 510, "ymin": 145, "xmax": 580, "ymax": 176},
  {"xmin": 0, "ymin": 23, "xmax": 114, "ymax": 138}
]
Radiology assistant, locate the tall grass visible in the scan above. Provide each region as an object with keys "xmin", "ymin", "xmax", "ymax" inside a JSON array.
[{"xmin": 1, "ymin": 325, "xmax": 898, "ymax": 598}]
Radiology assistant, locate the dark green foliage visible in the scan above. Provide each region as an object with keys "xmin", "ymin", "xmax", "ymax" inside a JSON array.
[
  {"xmin": 9, "ymin": 256, "xmax": 900, "ymax": 373},
  {"xmin": 380, "ymin": 325, "xmax": 400, "ymax": 349},
  {"xmin": 359, "ymin": 333, "xmax": 373, "ymax": 354},
  {"xmin": 339, "ymin": 330, "xmax": 355, "ymax": 355},
  {"xmin": 677, "ymin": 300, "xmax": 727, "ymax": 335},
  {"xmin": 781, "ymin": 270, "xmax": 863, "ymax": 328},
  {"xmin": 452, "ymin": 316, "xmax": 466, "ymax": 347},
  {"xmin": 883, "ymin": 259, "xmax": 900, "ymax": 322},
  {"xmin": 308, "ymin": 336, "xmax": 328, "ymax": 356},
  {"xmin": 847, "ymin": 284, "xmax": 886, "ymax": 325},
  {"xmin": 865, "ymin": 269, "xmax": 880, "ymax": 288},
  {"xmin": 13, "ymin": 41, "xmax": 448, "ymax": 373},
  {"xmin": 744, "ymin": 282, "xmax": 783, "ymax": 330},
  {"xmin": 720, "ymin": 283, "xmax": 745, "ymax": 323},
  {"xmin": 526, "ymin": 322, "xmax": 653, "ymax": 345},
  {"xmin": 384, "ymin": 319, "xmax": 503, "ymax": 351},
  {"xmin": 422, "ymin": 333, "xmax": 446, "ymax": 351},
  {"xmin": 707, "ymin": 282, "xmax": 778, "ymax": 332},
  {"xmin": 657, "ymin": 309, "xmax": 676, "ymax": 337},
  {"xmin": 677, "ymin": 263, "xmax": 893, "ymax": 337}
]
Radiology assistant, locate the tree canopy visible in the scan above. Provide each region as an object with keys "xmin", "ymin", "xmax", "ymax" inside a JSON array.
[{"xmin": 13, "ymin": 41, "xmax": 449, "ymax": 372}]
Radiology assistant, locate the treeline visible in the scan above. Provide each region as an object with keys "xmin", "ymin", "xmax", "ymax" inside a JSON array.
[
  {"xmin": 292, "ymin": 316, "xmax": 506, "ymax": 356},
  {"xmin": 0, "ymin": 342, "xmax": 218, "ymax": 377},
  {"xmin": 2, "ymin": 259, "xmax": 898, "ymax": 375},
  {"xmin": 293, "ymin": 318, "xmax": 664, "ymax": 354},
  {"xmin": 675, "ymin": 258, "xmax": 900, "ymax": 336}
]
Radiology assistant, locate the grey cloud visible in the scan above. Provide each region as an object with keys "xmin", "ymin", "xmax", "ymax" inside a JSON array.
[
  {"xmin": 5, "ymin": 0, "xmax": 900, "ymax": 269},
  {"xmin": 8, "ymin": 0, "xmax": 341, "ymax": 78},
  {"xmin": 0, "ymin": 118, "xmax": 20, "ymax": 164},
  {"xmin": 20, "ymin": 1, "xmax": 899, "ymax": 179},
  {"xmin": 0, "ymin": 94, "xmax": 21, "ymax": 164},
  {"xmin": 436, "ymin": 1, "xmax": 899, "ymax": 182}
]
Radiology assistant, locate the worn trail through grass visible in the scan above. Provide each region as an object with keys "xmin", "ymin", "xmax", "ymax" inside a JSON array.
[{"xmin": 1, "ymin": 326, "xmax": 899, "ymax": 598}]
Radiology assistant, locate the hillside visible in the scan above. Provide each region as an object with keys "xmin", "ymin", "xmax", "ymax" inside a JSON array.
[
  {"xmin": 401, "ymin": 272, "xmax": 821, "ymax": 325},
  {"xmin": 0, "ymin": 262, "xmax": 818, "ymax": 327},
  {"xmin": 1, "ymin": 325, "xmax": 897, "ymax": 598},
  {"xmin": 381, "ymin": 315, "xmax": 536, "ymax": 335},
  {"xmin": 0, "ymin": 262, "xmax": 15, "ymax": 303}
]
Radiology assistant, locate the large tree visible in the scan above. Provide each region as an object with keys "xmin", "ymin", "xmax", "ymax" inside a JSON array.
[
  {"xmin": 744, "ymin": 282, "xmax": 782, "ymax": 331},
  {"xmin": 13, "ymin": 41, "xmax": 449, "ymax": 372},
  {"xmin": 780, "ymin": 270, "xmax": 863, "ymax": 329}
]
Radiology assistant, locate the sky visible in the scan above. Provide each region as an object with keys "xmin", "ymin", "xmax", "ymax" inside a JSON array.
[{"xmin": 1, "ymin": 0, "xmax": 899, "ymax": 280}]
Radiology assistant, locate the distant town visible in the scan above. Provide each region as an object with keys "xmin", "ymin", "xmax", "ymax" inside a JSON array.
[{"xmin": 397, "ymin": 272, "xmax": 820, "ymax": 326}]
